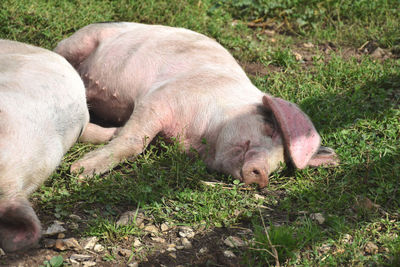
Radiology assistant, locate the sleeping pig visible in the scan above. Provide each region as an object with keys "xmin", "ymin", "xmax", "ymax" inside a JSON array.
[
  {"xmin": 54, "ymin": 22, "xmax": 338, "ymax": 187},
  {"xmin": 0, "ymin": 40, "xmax": 89, "ymax": 252}
]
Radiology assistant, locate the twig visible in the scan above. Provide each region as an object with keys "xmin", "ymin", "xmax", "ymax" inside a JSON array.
[
  {"xmin": 199, "ymin": 180, "xmax": 255, "ymax": 191},
  {"xmin": 258, "ymin": 208, "xmax": 280, "ymax": 267}
]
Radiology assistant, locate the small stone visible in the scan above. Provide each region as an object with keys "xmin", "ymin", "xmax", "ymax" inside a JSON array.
[
  {"xmin": 370, "ymin": 47, "xmax": 385, "ymax": 59},
  {"xmin": 57, "ymin": 233, "xmax": 66, "ymax": 239},
  {"xmin": 69, "ymin": 214, "xmax": 82, "ymax": 221},
  {"xmin": 167, "ymin": 247, "xmax": 176, "ymax": 252},
  {"xmin": 237, "ymin": 228, "xmax": 253, "ymax": 236},
  {"xmin": 128, "ymin": 262, "xmax": 139, "ymax": 267},
  {"xmin": 133, "ymin": 238, "xmax": 142, "ymax": 248},
  {"xmin": 270, "ymin": 38, "xmax": 276, "ymax": 43},
  {"xmin": 293, "ymin": 52, "xmax": 303, "ymax": 61},
  {"xmin": 70, "ymin": 254, "xmax": 92, "ymax": 262},
  {"xmin": 342, "ymin": 234, "xmax": 353, "ymax": 244},
  {"xmin": 310, "ymin": 213, "xmax": 325, "ymax": 224},
  {"xmin": 70, "ymin": 222, "xmax": 79, "ymax": 230},
  {"xmin": 55, "ymin": 238, "xmax": 82, "ymax": 251},
  {"xmin": 318, "ymin": 243, "xmax": 331, "ymax": 254},
  {"xmin": 303, "ymin": 55, "xmax": 313, "ymax": 61},
  {"xmin": 303, "ymin": 42, "xmax": 314, "ymax": 48},
  {"xmin": 264, "ymin": 30, "xmax": 275, "ymax": 36},
  {"xmin": 43, "ymin": 238, "xmax": 57, "ymax": 248},
  {"xmin": 176, "ymin": 245, "xmax": 185, "ymax": 250},
  {"xmin": 223, "ymin": 250, "xmax": 236, "ymax": 258},
  {"xmin": 151, "ymin": 237, "xmax": 166, "ymax": 243},
  {"xmin": 178, "ymin": 226, "xmax": 195, "ymax": 238},
  {"xmin": 224, "ymin": 236, "xmax": 245, "ymax": 248},
  {"xmin": 118, "ymin": 248, "xmax": 132, "ymax": 257},
  {"xmin": 199, "ymin": 247, "xmax": 208, "ymax": 254},
  {"xmin": 82, "ymin": 261, "xmax": 97, "ymax": 267},
  {"xmin": 181, "ymin": 238, "xmax": 192, "ymax": 249},
  {"xmin": 160, "ymin": 223, "xmax": 169, "ymax": 232},
  {"xmin": 364, "ymin": 242, "xmax": 379, "ymax": 255},
  {"xmin": 0, "ymin": 248, "xmax": 5, "ymax": 256},
  {"xmin": 169, "ymin": 253, "xmax": 177, "ymax": 259},
  {"xmin": 82, "ymin": 237, "xmax": 98, "ymax": 250},
  {"xmin": 43, "ymin": 221, "xmax": 66, "ymax": 236},
  {"xmin": 144, "ymin": 225, "xmax": 159, "ymax": 235},
  {"xmin": 254, "ymin": 194, "xmax": 265, "ymax": 200},
  {"xmin": 93, "ymin": 244, "xmax": 105, "ymax": 252},
  {"xmin": 116, "ymin": 210, "xmax": 145, "ymax": 226}
]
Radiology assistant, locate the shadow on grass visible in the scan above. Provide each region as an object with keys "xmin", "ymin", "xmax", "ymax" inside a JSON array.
[{"xmin": 302, "ymin": 73, "xmax": 400, "ymax": 133}]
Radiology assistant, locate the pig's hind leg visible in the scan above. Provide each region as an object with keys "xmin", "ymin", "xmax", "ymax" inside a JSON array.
[
  {"xmin": 71, "ymin": 101, "xmax": 169, "ymax": 178},
  {"xmin": 79, "ymin": 123, "xmax": 118, "ymax": 144}
]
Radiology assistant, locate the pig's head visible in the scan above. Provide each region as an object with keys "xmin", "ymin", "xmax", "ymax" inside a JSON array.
[
  {"xmin": 0, "ymin": 197, "xmax": 41, "ymax": 252},
  {"xmin": 213, "ymin": 94, "xmax": 337, "ymax": 188}
]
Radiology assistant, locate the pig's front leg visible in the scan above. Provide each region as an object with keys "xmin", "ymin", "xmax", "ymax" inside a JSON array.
[
  {"xmin": 79, "ymin": 123, "xmax": 118, "ymax": 144},
  {"xmin": 71, "ymin": 102, "xmax": 169, "ymax": 178}
]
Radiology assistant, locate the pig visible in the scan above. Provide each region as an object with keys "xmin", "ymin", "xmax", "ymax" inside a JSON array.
[
  {"xmin": 0, "ymin": 40, "xmax": 89, "ymax": 252},
  {"xmin": 54, "ymin": 22, "xmax": 338, "ymax": 188}
]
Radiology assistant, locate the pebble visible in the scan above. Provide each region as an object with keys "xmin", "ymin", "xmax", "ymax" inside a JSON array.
[
  {"xmin": 318, "ymin": 243, "xmax": 331, "ymax": 254},
  {"xmin": 293, "ymin": 52, "xmax": 303, "ymax": 61},
  {"xmin": 310, "ymin": 213, "xmax": 325, "ymax": 224},
  {"xmin": 0, "ymin": 248, "xmax": 5, "ymax": 256},
  {"xmin": 181, "ymin": 237, "xmax": 192, "ymax": 249},
  {"xmin": 160, "ymin": 222, "xmax": 170, "ymax": 232},
  {"xmin": 342, "ymin": 234, "xmax": 353, "ymax": 244},
  {"xmin": 69, "ymin": 214, "xmax": 82, "ymax": 221},
  {"xmin": 43, "ymin": 221, "xmax": 66, "ymax": 236},
  {"xmin": 151, "ymin": 236, "xmax": 166, "ymax": 243},
  {"xmin": 70, "ymin": 254, "xmax": 92, "ymax": 263},
  {"xmin": 69, "ymin": 222, "xmax": 79, "ymax": 230},
  {"xmin": 178, "ymin": 226, "xmax": 195, "ymax": 238},
  {"xmin": 169, "ymin": 253, "xmax": 177, "ymax": 259},
  {"xmin": 128, "ymin": 262, "xmax": 139, "ymax": 267},
  {"xmin": 82, "ymin": 261, "xmax": 97, "ymax": 267},
  {"xmin": 303, "ymin": 42, "xmax": 315, "ymax": 48},
  {"xmin": 82, "ymin": 237, "xmax": 99, "ymax": 250},
  {"xmin": 223, "ymin": 236, "xmax": 245, "ymax": 248},
  {"xmin": 223, "ymin": 250, "xmax": 236, "ymax": 258},
  {"xmin": 198, "ymin": 247, "xmax": 208, "ymax": 254},
  {"xmin": 144, "ymin": 225, "xmax": 159, "ymax": 235},
  {"xmin": 55, "ymin": 238, "xmax": 82, "ymax": 251},
  {"xmin": 364, "ymin": 242, "xmax": 379, "ymax": 255},
  {"xmin": 118, "ymin": 248, "xmax": 132, "ymax": 257},
  {"xmin": 43, "ymin": 238, "xmax": 57, "ymax": 248},
  {"xmin": 116, "ymin": 210, "xmax": 145, "ymax": 226},
  {"xmin": 93, "ymin": 244, "xmax": 105, "ymax": 252},
  {"xmin": 133, "ymin": 238, "xmax": 142, "ymax": 248}
]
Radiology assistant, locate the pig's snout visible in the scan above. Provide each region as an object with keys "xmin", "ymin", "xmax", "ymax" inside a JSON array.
[
  {"xmin": 241, "ymin": 161, "xmax": 269, "ymax": 188},
  {"xmin": 0, "ymin": 199, "xmax": 41, "ymax": 252}
]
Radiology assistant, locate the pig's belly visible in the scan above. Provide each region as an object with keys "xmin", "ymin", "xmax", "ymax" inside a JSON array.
[{"xmin": 86, "ymin": 90, "xmax": 134, "ymax": 127}]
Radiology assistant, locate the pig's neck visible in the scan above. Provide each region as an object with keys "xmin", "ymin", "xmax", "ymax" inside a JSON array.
[{"xmin": 168, "ymin": 98, "xmax": 262, "ymax": 165}]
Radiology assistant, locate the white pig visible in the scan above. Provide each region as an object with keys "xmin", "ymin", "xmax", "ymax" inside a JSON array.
[
  {"xmin": 0, "ymin": 40, "xmax": 89, "ymax": 252},
  {"xmin": 55, "ymin": 22, "xmax": 338, "ymax": 187}
]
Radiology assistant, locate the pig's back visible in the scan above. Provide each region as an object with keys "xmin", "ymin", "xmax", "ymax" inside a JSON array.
[{"xmin": 0, "ymin": 40, "xmax": 89, "ymax": 194}]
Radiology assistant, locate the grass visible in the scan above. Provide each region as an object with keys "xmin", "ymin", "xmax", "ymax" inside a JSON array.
[{"xmin": 1, "ymin": 0, "xmax": 399, "ymax": 266}]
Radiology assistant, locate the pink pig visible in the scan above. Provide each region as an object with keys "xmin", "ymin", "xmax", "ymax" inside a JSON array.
[
  {"xmin": 0, "ymin": 40, "xmax": 89, "ymax": 252},
  {"xmin": 55, "ymin": 22, "xmax": 338, "ymax": 187}
]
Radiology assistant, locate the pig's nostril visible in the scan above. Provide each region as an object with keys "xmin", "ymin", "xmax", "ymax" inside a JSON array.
[{"xmin": 252, "ymin": 169, "xmax": 260, "ymax": 176}]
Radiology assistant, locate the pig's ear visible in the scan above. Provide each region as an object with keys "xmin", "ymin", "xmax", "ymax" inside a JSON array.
[{"xmin": 262, "ymin": 95, "xmax": 320, "ymax": 169}]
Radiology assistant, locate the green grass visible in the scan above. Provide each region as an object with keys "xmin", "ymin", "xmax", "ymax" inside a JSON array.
[{"xmin": 1, "ymin": 0, "xmax": 399, "ymax": 265}]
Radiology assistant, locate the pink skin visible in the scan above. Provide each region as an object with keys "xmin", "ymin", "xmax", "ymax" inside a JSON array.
[
  {"xmin": 55, "ymin": 22, "xmax": 339, "ymax": 187},
  {"xmin": 0, "ymin": 40, "xmax": 89, "ymax": 252}
]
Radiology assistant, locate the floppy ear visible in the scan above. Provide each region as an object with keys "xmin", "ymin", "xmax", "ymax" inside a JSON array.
[{"xmin": 262, "ymin": 95, "xmax": 320, "ymax": 169}]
